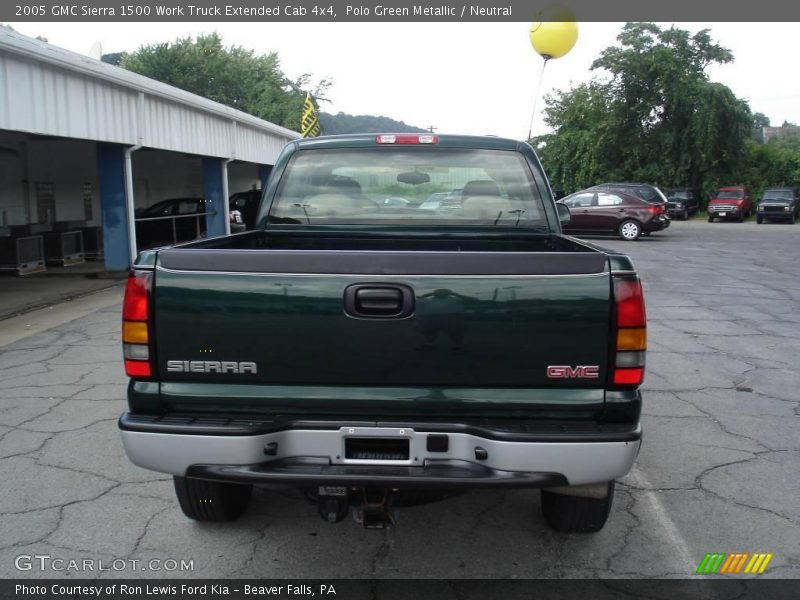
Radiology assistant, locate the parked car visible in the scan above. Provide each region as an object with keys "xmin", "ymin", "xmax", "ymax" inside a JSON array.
[
  {"xmin": 418, "ymin": 190, "xmax": 462, "ymax": 211},
  {"xmin": 560, "ymin": 189, "xmax": 670, "ymax": 241},
  {"xmin": 756, "ymin": 187, "xmax": 799, "ymax": 224},
  {"xmin": 135, "ymin": 197, "xmax": 208, "ymax": 248},
  {"xmin": 707, "ymin": 186, "xmax": 752, "ymax": 222},
  {"xmin": 229, "ymin": 190, "xmax": 263, "ymax": 230},
  {"xmin": 664, "ymin": 188, "xmax": 701, "ymax": 220}
]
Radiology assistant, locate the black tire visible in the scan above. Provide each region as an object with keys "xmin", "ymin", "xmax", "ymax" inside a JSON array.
[
  {"xmin": 618, "ymin": 219, "xmax": 641, "ymax": 241},
  {"xmin": 757, "ymin": 216, "xmax": 763, "ymax": 224},
  {"xmin": 790, "ymin": 213, "xmax": 796, "ymax": 225},
  {"xmin": 708, "ymin": 215, "xmax": 714, "ymax": 223},
  {"xmin": 541, "ymin": 481, "xmax": 615, "ymax": 533},
  {"xmin": 173, "ymin": 476, "xmax": 252, "ymax": 521}
]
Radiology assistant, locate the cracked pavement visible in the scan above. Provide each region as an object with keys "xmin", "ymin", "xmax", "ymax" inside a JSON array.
[{"xmin": 0, "ymin": 220, "xmax": 798, "ymax": 579}]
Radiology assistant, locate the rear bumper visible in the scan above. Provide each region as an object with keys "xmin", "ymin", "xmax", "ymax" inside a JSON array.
[
  {"xmin": 644, "ymin": 216, "xmax": 671, "ymax": 232},
  {"xmin": 119, "ymin": 414, "xmax": 642, "ymax": 488}
]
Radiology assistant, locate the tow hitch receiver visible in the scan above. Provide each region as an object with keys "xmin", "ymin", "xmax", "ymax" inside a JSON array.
[
  {"xmin": 354, "ymin": 487, "xmax": 396, "ymax": 529},
  {"xmin": 316, "ymin": 486, "xmax": 396, "ymax": 528}
]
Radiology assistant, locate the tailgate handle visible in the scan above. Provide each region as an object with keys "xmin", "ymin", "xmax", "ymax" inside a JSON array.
[{"xmin": 344, "ymin": 284, "xmax": 415, "ymax": 319}]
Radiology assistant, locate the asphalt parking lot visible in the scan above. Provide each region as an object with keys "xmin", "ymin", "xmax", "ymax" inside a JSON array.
[{"xmin": 0, "ymin": 219, "xmax": 798, "ymax": 580}]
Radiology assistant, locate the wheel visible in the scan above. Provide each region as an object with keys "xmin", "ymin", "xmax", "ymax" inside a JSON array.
[
  {"xmin": 173, "ymin": 476, "xmax": 252, "ymax": 521},
  {"xmin": 708, "ymin": 215, "xmax": 714, "ymax": 223},
  {"xmin": 737, "ymin": 213, "xmax": 744, "ymax": 223},
  {"xmin": 541, "ymin": 481, "xmax": 615, "ymax": 533},
  {"xmin": 757, "ymin": 216, "xmax": 763, "ymax": 224},
  {"xmin": 618, "ymin": 219, "xmax": 641, "ymax": 241}
]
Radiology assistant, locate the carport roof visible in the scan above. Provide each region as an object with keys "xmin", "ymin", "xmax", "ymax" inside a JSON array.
[{"xmin": 0, "ymin": 28, "xmax": 300, "ymax": 163}]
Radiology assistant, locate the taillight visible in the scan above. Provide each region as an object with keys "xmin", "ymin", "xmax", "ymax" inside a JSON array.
[
  {"xmin": 612, "ymin": 276, "xmax": 646, "ymax": 387},
  {"xmin": 375, "ymin": 134, "xmax": 438, "ymax": 145},
  {"xmin": 122, "ymin": 270, "xmax": 153, "ymax": 378}
]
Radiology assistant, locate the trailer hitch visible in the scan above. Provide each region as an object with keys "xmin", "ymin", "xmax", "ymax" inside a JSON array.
[
  {"xmin": 353, "ymin": 487, "xmax": 396, "ymax": 529},
  {"xmin": 314, "ymin": 486, "xmax": 397, "ymax": 528}
]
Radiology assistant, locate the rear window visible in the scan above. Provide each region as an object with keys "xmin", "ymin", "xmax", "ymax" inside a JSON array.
[{"xmin": 268, "ymin": 148, "xmax": 549, "ymax": 228}]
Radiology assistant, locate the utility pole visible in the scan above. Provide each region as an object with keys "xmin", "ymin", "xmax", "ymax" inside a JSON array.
[{"xmin": 427, "ymin": 125, "xmax": 437, "ymax": 133}]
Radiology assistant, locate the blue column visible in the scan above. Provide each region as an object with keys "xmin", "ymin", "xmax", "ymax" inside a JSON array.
[
  {"xmin": 259, "ymin": 164, "xmax": 273, "ymax": 191},
  {"xmin": 97, "ymin": 143, "xmax": 132, "ymax": 271},
  {"xmin": 202, "ymin": 157, "xmax": 226, "ymax": 237}
]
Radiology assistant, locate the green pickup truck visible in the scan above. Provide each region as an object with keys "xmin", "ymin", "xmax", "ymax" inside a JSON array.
[{"xmin": 118, "ymin": 134, "xmax": 646, "ymax": 533}]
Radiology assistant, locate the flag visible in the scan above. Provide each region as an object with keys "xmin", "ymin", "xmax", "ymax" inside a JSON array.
[{"xmin": 301, "ymin": 93, "xmax": 321, "ymax": 138}]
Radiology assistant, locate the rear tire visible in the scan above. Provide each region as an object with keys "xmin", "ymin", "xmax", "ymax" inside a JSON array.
[
  {"xmin": 618, "ymin": 220, "xmax": 641, "ymax": 241},
  {"xmin": 757, "ymin": 216, "xmax": 763, "ymax": 224},
  {"xmin": 173, "ymin": 476, "xmax": 252, "ymax": 521},
  {"xmin": 541, "ymin": 481, "xmax": 615, "ymax": 533}
]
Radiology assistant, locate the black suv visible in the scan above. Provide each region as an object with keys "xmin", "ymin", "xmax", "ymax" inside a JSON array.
[
  {"xmin": 756, "ymin": 188, "xmax": 799, "ymax": 224},
  {"xmin": 664, "ymin": 188, "xmax": 701, "ymax": 220}
]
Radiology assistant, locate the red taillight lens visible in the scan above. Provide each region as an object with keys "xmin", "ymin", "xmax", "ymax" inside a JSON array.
[
  {"xmin": 613, "ymin": 276, "xmax": 647, "ymax": 388},
  {"xmin": 123, "ymin": 270, "xmax": 153, "ymax": 379},
  {"xmin": 124, "ymin": 359, "xmax": 152, "ymax": 378},
  {"xmin": 123, "ymin": 272, "xmax": 151, "ymax": 321},
  {"xmin": 615, "ymin": 278, "xmax": 646, "ymax": 327},
  {"xmin": 614, "ymin": 367, "xmax": 644, "ymax": 386}
]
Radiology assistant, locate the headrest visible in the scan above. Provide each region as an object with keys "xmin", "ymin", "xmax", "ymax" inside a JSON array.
[{"xmin": 462, "ymin": 180, "xmax": 500, "ymax": 198}]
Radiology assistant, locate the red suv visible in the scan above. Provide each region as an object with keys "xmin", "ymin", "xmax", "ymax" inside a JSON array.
[{"xmin": 707, "ymin": 186, "xmax": 752, "ymax": 222}]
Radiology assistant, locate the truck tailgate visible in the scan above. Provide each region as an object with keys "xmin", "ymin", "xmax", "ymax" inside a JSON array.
[{"xmin": 153, "ymin": 248, "xmax": 611, "ymax": 389}]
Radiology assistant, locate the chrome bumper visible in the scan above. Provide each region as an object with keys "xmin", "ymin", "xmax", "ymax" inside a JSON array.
[{"xmin": 120, "ymin": 418, "xmax": 641, "ymax": 487}]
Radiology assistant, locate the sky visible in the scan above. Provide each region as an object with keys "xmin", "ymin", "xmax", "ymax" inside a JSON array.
[{"xmin": 7, "ymin": 21, "xmax": 800, "ymax": 138}]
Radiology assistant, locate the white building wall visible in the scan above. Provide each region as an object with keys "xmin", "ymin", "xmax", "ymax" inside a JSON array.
[{"xmin": 0, "ymin": 29, "xmax": 298, "ymax": 164}]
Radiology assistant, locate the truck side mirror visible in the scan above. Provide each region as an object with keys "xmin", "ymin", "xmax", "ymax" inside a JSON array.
[{"xmin": 556, "ymin": 202, "xmax": 571, "ymax": 226}]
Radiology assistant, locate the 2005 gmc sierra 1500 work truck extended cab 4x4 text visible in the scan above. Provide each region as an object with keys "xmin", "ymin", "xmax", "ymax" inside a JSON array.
[{"xmin": 118, "ymin": 134, "xmax": 646, "ymax": 533}]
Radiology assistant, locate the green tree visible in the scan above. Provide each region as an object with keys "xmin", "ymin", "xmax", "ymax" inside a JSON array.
[
  {"xmin": 319, "ymin": 112, "xmax": 427, "ymax": 134},
  {"xmin": 101, "ymin": 52, "xmax": 127, "ymax": 66},
  {"xmin": 536, "ymin": 23, "xmax": 752, "ymax": 198},
  {"xmin": 751, "ymin": 112, "xmax": 770, "ymax": 142},
  {"xmin": 121, "ymin": 33, "xmax": 329, "ymax": 131}
]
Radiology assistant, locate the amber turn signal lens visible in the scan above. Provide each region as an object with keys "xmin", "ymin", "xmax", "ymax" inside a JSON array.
[
  {"xmin": 617, "ymin": 327, "xmax": 646, "ymax": 351},
  {"xmin": 122, "ymin": 321, "xmax": 149, "ymax": 344}
]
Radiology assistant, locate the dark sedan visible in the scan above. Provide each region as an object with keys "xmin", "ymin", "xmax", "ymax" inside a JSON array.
[
  {"xmin": 559, "ymin": 189, "xmax": 670, "ymax": 241},
  {"xmin": 135, "ymin": 197, "xmax": 209, "ymax": 249}
]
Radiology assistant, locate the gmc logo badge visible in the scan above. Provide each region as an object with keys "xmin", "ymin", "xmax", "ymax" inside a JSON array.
[{"xmin": 547, "ymin": 365, "xmax": 600, "ymax": 379}]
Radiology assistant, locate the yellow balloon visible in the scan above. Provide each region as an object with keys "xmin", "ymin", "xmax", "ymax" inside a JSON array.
[{"xmin": 529, "ymin": 8, "xmax": 578, "ymax": 60}]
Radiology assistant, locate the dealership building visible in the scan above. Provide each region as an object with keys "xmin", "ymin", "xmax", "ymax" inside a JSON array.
[{"xmin": 0, "ymin": 28, "xmax": 298, "ymax": 273}]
